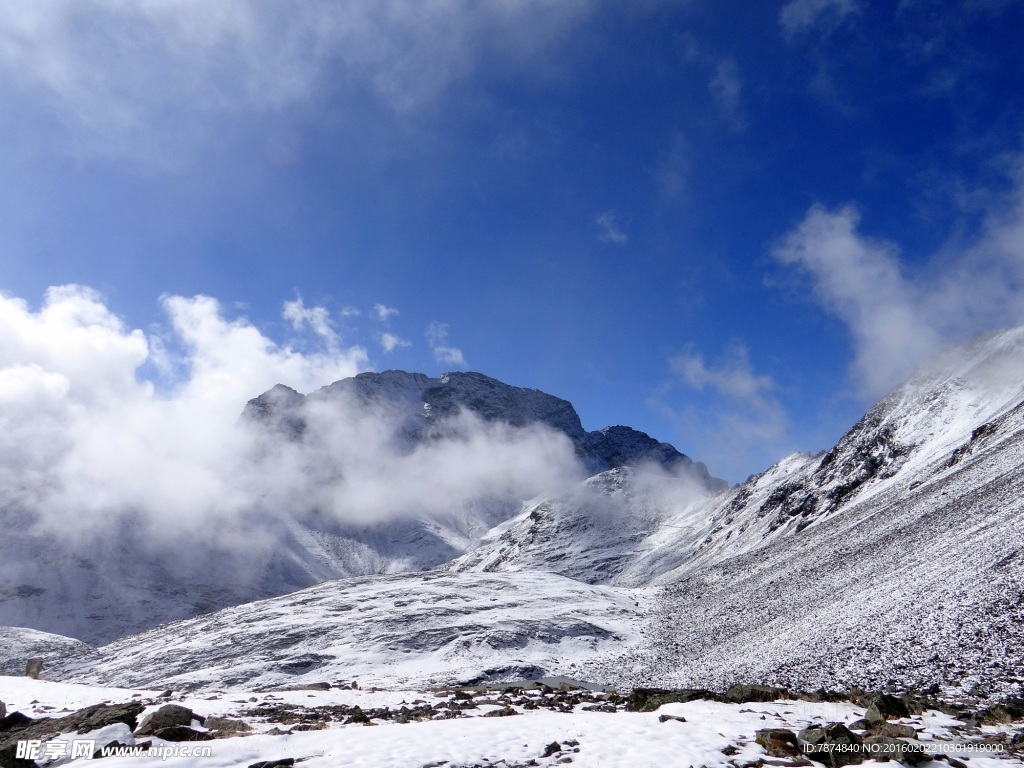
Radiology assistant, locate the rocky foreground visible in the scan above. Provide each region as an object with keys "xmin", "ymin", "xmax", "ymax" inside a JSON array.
[{"xmin": 1, "ymin": 676, "xmax": 1022, "ymax": 768}]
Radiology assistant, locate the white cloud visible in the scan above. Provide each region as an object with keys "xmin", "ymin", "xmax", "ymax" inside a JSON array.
[
  {"xmin": 0, "ymin": 0, "xmax": 598, "ymax": 159},
  {"xmin": 373, "ymin": 303, "xmax": 400, "ymax": 322},
  {"xmin": 596, "ymin": 210, "xmax": 629, "ymax": 245},
  {"xmin": 708, "ymin": 58, "xmax": 743, "ymax": 131},
  {"xmin": 426, "ymin": 321, "xmax": 468, "ymax": 368},
  {"xmin": 282, "ymin": 297, "xmax": 337, "ymax": 345},
  {"xmin": 0, "ymin": 286, "xmax": 369, "ymax": 532},
  {"xmin": 656, "ymin": 343, "xmax": 789, "ymax": 481},
  {"xmin": 779, "ymin": 0, "xmax": 859, "ymax": 40},
  {"xmin": 380, "ymin": 331, "xmax": 411, "ymax": 353},
  {"xmin": 774, "ymin": 205, "xmax": 940, "ymax": 397},
  {"xmin": 774, "ymin": 164, "xmax": 1024, "ymax": 397},
  {"xmin": 0, "ymin": 286, "xmax": 584, "ymax": 558},
  {"xmin": 673, "ymin": 344, "xmax": 776, "ymax": 404}
]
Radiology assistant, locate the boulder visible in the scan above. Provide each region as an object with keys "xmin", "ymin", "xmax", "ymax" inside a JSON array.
[
  {"xmin": 799, "ymin": 722, "xmax": 864, "ymax": 767},
  {"xmin": 626, "ymin": 688, "xmax": 723, "ymax": 712},
  {"xmin": 977, "ymin": 698, "xmax": 1024, "ymax": 725},
  {"xmin": 864, "ymin": 694, "xmax": 911, "ymax": 723},
  {"xmin": 0, "ymin": 703, "xmax": 5, "ymax": 720},
  {"xmin": 24, "ymin": 659, "xmax": 43, "ymax": 680},
  {"xmin": 756, "ymin": 728, "xmax": 801, "ymax": 757},
  {"xmin": 136, "ymin": 704, "xmax": 199, "ymax": 736},
  {"xmin": 0, "ymin": 743, "xmax": 37, "ymax": 768},
  {"xmin": 0, "ymin": 713, "xmax": 33, "ymax": 734}
]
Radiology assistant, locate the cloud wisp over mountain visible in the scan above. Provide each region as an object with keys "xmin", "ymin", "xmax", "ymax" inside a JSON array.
[
  {"xmin": 775, "ymin": 161, "xmax": 1024, "ymax": 399},
  {"xmin": 0, "ymin": 286, "xmax": 581, "ymax": 550}
]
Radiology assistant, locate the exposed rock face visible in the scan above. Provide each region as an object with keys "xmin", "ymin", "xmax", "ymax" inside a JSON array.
[
  {"xmin": 244, "ymin": 370, "xmax": 723, "ymax": 485},
  {"xmin": 0, "ymin": 701, "xmax": 144, "ymax": 759}
]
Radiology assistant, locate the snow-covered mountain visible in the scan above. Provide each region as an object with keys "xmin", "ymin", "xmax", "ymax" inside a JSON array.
[
  {"xmin": 0, "ymin": 370, "xmax": 718, "ymax": 646},
  {"xmin": 244, "ymin": 370, "xmax": 725, "ymax": 483},
  {"xmin": 35, "ymin": 327, "xmax": 1024, "ymax": 697}
]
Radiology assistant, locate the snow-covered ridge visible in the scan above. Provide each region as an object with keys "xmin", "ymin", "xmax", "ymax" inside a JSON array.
[
  {"xmin": 244, "ymin": 369, "xmax": 724, "ymax": 485},
  {"xmin": 52, "ymin": 571, "xmax": 647, "ymax": 692}
]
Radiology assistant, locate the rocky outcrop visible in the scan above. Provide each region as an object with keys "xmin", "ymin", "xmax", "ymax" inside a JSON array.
[{"xmin": 244, "ymin": 370, "xmax": 723, "ymax": 484}]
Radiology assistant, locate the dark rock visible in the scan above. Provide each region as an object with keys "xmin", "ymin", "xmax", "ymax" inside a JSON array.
[
  {"xmin": 799, "ymin": 723, "xmax": 864, "ymax": 767},
  {"xmin": 73, "ymin": 702, "xmax": 144, "ymax": 734},
  {"xmin": 204, "ymin": 716, "xmax": 252, "ymax": 735},
  {"xmin": 0, "ymin": 703, "xmax": 5, "ymax": 720},
  {"xmin": 136, "ymin": 704, "xmax": 199, "ymax": 735},
  {"xmin": 543, "ymin": 742, "xmax": 562, "ymax": 757},
  {"xmin": 0, "ymin": 713, "xmax": 34, "ymax": 734},
  {"xmin": 862, "ymin": 736, "xmax": 929, "ymax": 766},
  {"xmin": 658, "ymin": 714, "xmax": 687, "ymax": 724},
  {"xmin": 344, "ymin": 709, "xmax": 370, "ymax": 725},
  {"xmin": 626, "ymin": 688, "xmax": 723, "ymax": 712},
  {"xmin": 727, "ymin": 684, "xmax": 788, "ymax": 703},
  {"xmin": 24, "ymin": 659, "xmax": 42, "ymax": 680},
  {"xmin": 757, "ymin": 728, "xmax": 801, "ymax": 757},
  {"xmin": 482, "ymin": 707, "xmax": 519, "ymax": 717},
  {"xmin": 977, "ymin": 698, "xmax": 1024, "ymax": 724},
  {"xmin": 868, "ymin": 722, "xmax": 917, "ymax": 739},
  {"xmin": 864, "ymin": 694, "xmax": 911, "ymax": 724},
  {"xmin": 0, "ymin": 743, "xmax": 37, "ymax": 768},
  {"xmin": 248, "ymin": 760, "xmax": 295, "ymax": 768},
  {"xmin": 151, "ymin": 726, "xmax": 213, "ymax": 742},
  {"xmin": 847, "ymin": 719, "xmax": 870, "ymax": 731}
]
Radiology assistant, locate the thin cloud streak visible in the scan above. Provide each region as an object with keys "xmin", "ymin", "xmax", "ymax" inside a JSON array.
[{"xmin": 774, "ymin": 159, "xmax": 1024, "ymax": 399}]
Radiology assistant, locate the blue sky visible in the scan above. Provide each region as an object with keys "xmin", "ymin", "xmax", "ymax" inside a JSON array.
[{"xmin": 2, "ymin": 0, "xmax": 1024, "ymax": 482}]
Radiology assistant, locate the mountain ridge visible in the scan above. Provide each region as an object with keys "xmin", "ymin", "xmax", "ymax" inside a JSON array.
[{"xmin": 243, "ymin": 369, "xmax": 726, "ymax": 487}]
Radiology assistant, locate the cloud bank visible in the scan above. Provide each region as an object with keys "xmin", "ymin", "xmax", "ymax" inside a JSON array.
[
  {"xmin": 775, "ymin": 163, "xmax": 1024, "ymax": 398},
  {"xmin": 0, "ymin": 0, "xmax": 597, "ymax": 159},
  {"xmin": 0, "ymin": 286, "xmax": 579, "ymax": 547}
]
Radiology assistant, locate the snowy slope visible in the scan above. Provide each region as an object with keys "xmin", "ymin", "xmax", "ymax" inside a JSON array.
[
  {"xmin": 447, "ymin": 467, "xmax": 714, "ymax": 586},
  {"xmin": 0, "ymin": 627, "xmax": 88, "ymax": 676},
  {"xmin": 459, "ymin": 326, "xmax": 1024, "ymax": 590},
  {"xmin": 1, "ymin": 370, "xmax": 709, "ymax": 646},
  {"xmin": 52, "ymin": 572, "xmax": 647, "ymax": 692}
]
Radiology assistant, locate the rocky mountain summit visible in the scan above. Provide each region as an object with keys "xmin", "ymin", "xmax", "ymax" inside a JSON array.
[{"xmin": 243, "ymin": 369, "xmax": 724, "ymax": 485}]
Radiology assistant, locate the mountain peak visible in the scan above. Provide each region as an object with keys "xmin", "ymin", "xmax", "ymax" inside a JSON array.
[{"xmin": 244, "ymin": 369, "xmax": 724, "ymax": 486}]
